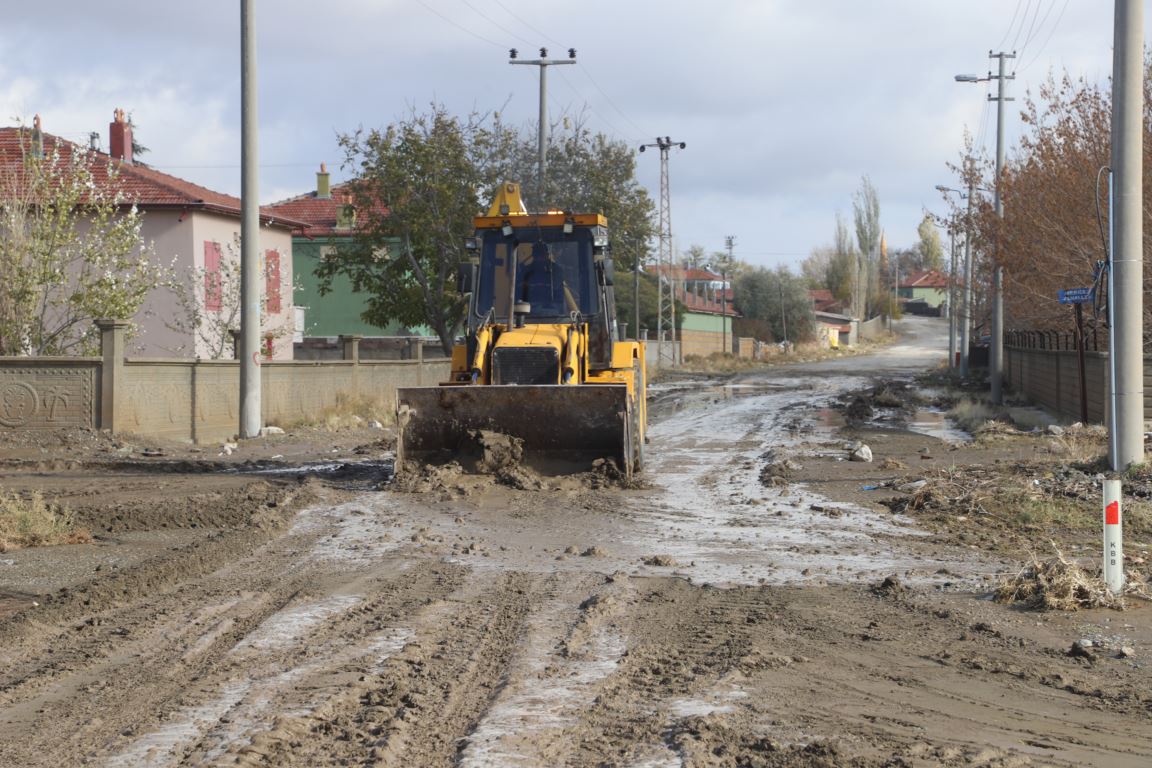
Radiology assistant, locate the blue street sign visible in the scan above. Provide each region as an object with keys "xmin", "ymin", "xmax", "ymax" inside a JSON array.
[{"xmin": 1058, "ymin": 287, "xmax": 1094, "ymax": 304}]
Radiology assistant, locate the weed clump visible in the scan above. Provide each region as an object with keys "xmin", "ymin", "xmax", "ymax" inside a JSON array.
[
  {"xmin": 0, "ymin": 488, "xmax": 90, "ymax": 552},
  {"xmin": 995, "ymin": 545, "xmax": 1148, "ymax": 610}
]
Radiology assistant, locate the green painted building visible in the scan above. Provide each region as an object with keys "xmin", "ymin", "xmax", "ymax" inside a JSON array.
[{"xmin": 267, "ymin": 166, "xmax": 419, "ymax": 338}]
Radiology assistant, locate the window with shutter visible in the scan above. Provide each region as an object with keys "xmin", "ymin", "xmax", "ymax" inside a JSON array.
[
  {"xmin": 265, "ymin": 249, "xmax": 281, "ymax": 314},
  {"xmin": 204, "ymin": 241, "xmax": 222, "ymax": 311}
]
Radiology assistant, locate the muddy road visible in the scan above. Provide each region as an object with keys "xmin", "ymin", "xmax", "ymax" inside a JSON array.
[{"xmin": 2, "ymin": 316, "xmax": 1151, "ymax": 767}]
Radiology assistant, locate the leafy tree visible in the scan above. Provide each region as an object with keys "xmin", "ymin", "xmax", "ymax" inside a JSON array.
[
  {"xmin": 324, "ymin": 107, "xmax": 655, "ymax": 353},
  {"xmin": 852, "ymin": 176, "xmax": 881, "ymax": 319},
  {"xmin": 800, "ymin": 246, "xmax": 832, "ymax": 289},
  {"xmin": 801, "ymin": 213, "xmax": 855, "ymax": 304},
  {"xmin": 0, "ymin": 131, "xmax": 165, "ymax": 355},
  {"xmin": 495, "ymin": 112, "xmax": 655, "ymax": 273},
  {"xmin": 681, "ymin": 244, "xmax": 707, "ymax": 270},
  {"xmin": 733, "ymin": 266, "xmax": 815, "ymax": 343},
  {"xmin": 322, "ymin": 106, "xmax": 504, "ymax": 354}
]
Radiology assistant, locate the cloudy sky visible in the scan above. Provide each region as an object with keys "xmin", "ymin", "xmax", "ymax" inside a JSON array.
[{"xmin": 0, "ymin": 1, "xmax": 1136, "ymax": 270}]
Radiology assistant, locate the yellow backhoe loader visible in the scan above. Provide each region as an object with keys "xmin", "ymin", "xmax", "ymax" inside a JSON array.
[{"xmin": 396, "ymin": 182, "xmax": 646, "ymax": 477}]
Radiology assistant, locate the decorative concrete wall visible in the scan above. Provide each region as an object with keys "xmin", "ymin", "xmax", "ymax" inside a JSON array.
[
  {"xmin": 0, "ymin": 359, "xmax": 100, "ymax": 430},
  {"xmin": 0, "ymin": 322, "xmax": 450, "ymax": 443}
]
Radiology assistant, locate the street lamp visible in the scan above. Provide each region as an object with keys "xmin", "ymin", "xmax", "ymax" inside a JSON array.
[{"xmin": 955, "ymin": 51, "xmax": 1014, "ymax": 404}]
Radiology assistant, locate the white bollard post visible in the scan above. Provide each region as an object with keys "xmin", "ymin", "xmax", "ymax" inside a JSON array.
[{"xmin": 1103, "ymin": 478, "xmax": 1124, "ymax": 594}]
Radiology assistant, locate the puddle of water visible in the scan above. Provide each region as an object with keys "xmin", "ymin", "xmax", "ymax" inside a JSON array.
[
  {"xmin": 237, "ymin": 459, "xmax": 394, "ymax": 489},
  {"xmin": 907, "ymin": 408, "xmax": 971, "ymax": 444},
  {"xmin": 288, "ymin": 499, "xmax": 411, "ymax": 566},
  {"xmin": 634, "ymin": 377, "xmax": 994, "ymax": 588}
]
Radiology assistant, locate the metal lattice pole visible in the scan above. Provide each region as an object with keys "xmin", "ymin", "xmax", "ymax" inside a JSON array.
[{"xmin": 640, "ymin": 137, "xmax": 685, "ymax": 367}]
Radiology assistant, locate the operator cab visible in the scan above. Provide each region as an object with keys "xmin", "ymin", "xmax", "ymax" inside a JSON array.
[{"xmin": 474, "ymin": 227, "xmax": 600, "ymax": 324}]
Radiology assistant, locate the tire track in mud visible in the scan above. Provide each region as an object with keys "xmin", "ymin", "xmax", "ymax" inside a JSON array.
[
  {"xmin": 221, "ymin": 570, "xmax": 547, "ymax": 767},
  {"xmin": 0, "ymin": 485, "xmax": 464, "ymax": 768},
  {"xmin": 568, "ymin": 578, "xmax": 777, "ymax": 767}
]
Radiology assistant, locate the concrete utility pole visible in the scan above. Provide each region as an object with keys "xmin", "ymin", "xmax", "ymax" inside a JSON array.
[
  {"xmin": 1110, "ymin": 0, "xmax": 1145, "ymax": 471},
  {"xmin": 509, "ymin": 47, "xmax": 576, "ymax": 210},
  {"xmin": 639, "ymin": 137, "xmax": 686, "ymax": 367},
  {"xmin": 723, "ymin": 235, "xmax": 735, "ymax": 355},
  {"xmin": 239, "ymin": 0, "xmax": 262, "ymax": 439},
  {"xmin": 948, "ymin": 225, "xmax": 957, "ymax": 366},
  {"xmin": 989, "ymin": 51, "xmax": 1014, "ymax": 406},
  {"xmin": 956, "ymin": 52, "xmax": 1014, "ymax": 402},
  {"xmin": 962, "ymin": 179, "xmax": 974, "ymax": 377}
]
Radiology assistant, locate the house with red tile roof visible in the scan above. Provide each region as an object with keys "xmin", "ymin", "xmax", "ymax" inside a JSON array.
[
  {"xmin": 898, "ymin": 269, "xmax": 950, "ymax": 309},
  {"xmin": 645, "ymin": 263, "xmax": 739, "ymax": 356},
  {"xmin": 267, "ymin": 168, "xmax": 426, "ymax": 340},
  {"xmin": 808, "ymin": 288, "xmax": 847, "ymax": 315},
  {"xmin": 0, "ymin": 112, "xmax": 304, "ymax": 359}
]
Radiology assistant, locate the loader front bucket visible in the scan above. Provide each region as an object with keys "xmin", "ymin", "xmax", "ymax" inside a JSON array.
[{"xmin": 396, "ymin": 385, "xmax": 633, "ymax": 477}]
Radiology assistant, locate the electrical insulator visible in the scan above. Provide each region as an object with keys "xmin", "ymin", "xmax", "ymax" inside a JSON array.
[
  {"xmin": 540, "ymin": 47, "xmax": 547, "ymax": 57},
  {"xmin": 568, "ymin": 48, "xmax": 576, "ymax": 59},
  {"xmin": 509, "ymin": 48, "xmax": 517, "ymax": 59}
]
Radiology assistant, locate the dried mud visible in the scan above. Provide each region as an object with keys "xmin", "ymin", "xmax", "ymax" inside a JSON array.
[{"xmin": 1, "ymin": 318, "xmax": 1151, "ymax": 767}]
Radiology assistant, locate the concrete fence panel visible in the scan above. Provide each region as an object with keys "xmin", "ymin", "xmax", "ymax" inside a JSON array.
[
  {"xmin": 0, "ymin": 321, "xmax": 453, "ymax": 443},
  {"xmin": 0, "ymin": 358, "xmax": 100, "ymax": 430},
  {"xmin": 1006, "ymin": 343, "xmax": 1147, "ymax": 424}
]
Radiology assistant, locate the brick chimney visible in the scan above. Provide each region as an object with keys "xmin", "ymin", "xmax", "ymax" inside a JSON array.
[
  {"xmin": 31, "ymin": 114, "xmax": 44, "ymax": 158},
  {"xmin": 316, "ymin": 162, "xmax": 331, "ymax": 199},
  {"xmin": 109, "ymin": 108, "xmax": 132, "ymax": 164}
]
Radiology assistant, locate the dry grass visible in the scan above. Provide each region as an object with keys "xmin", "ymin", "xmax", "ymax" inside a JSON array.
[
  {"xmin": 676, "ymin": 353, "xmax": 771, "ymax": 375},
  {"xmin": 0, "ymin": 488, "xmax": 90, "ymax": 552},
  {"xmin": 286, "ymin": 393, "xmax": 394, "ymax": 431},
  {"xmin": 995, "ymin": 544, "xmax": 1149, "ymax": 610},
  {"xmin": 670, "ymin": 341, "xmax": 861, "ymax": 378},
  {"xmin": 947, "ymin": 399, "xmax": 999, "ymax": 435}
]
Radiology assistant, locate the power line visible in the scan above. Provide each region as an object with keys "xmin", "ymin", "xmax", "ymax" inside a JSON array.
[
  {"xmin": 1019, "ymin": 0, "xmax": 1070, "ymax": 73},
  {"xmin": 1019, "ymin": 0, "xmax": 1055, "ymax": 54},
  {"xmin": 1009, "ymin": 0, "xmax": 1035, "ymax": 52},
  {"xmin": 996, "ymin": 0, "xmax": 1027, "ymax": 52},
  {"xmin": 1013, "ymin": 0, "xmax": 1041, "ymax": 52},
  {"xmin": 488, "ymin": 0, "xmax": 563, "ymax": 48},
  {"xmin": 484, "ymin": 1, "xmax": 650, "ymax": 143},
  {"xmin": 413, "ymin": 0, "xmax": 506, "ymax": 49},
  {"xmin": 552, "ymin": 68, "xmax": 636, "ymax": 142},
  {"xmin": 574, "ymin": 67, "xmax": 652, "ymax": 141},
  {"xmin": 458, "ymin": 0, "xmax": 533, "ymax": 46}
]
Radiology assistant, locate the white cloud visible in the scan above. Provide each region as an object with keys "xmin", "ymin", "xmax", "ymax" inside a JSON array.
[{"xmin": 0, "ymin": 0, "xmax": 1139, "ymax": 269}]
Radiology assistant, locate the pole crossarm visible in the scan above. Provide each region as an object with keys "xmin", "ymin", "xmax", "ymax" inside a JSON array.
[{"xmin": 509, "ymin": 47, "xmax": 576, "ymax": 210}]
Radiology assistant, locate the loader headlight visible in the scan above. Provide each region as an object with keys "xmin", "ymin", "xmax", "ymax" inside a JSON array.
[{"xmin": 501, "ymin": 221, "xmax": 514, "ymax": 237}]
